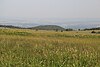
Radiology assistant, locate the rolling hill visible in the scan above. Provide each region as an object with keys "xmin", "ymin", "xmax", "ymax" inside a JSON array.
[
  {"xmin": 0, "ymin": 25, "xmax": 65, "ymax": 31},
  {"xmin": 29, "ymin": 25, "xmax": 65, "ymax": 30}
]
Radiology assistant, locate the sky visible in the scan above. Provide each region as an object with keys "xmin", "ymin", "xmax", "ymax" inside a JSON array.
[
  {"xmin": 0, "ymin": 0, "xmax": 100, "ymax": 28},
  {"xmin": 0, "ymin": 0, "xmax": 100, "ymax": 18}
]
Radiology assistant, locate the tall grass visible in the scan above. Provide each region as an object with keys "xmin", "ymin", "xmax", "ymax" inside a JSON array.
[{"xmin": 0, "ymin": 28, "xmax": 100, "ymax": 67}]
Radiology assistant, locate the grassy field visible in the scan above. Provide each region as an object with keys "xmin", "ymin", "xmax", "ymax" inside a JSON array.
[{"xmin": 0, "ymin": 28, "xmax": 100, "ymax": 67}]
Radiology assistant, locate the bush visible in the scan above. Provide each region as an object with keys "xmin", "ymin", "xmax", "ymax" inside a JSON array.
[{"xmin": 91, "ymin": 31, "xmax": 96, "ymax": 33}]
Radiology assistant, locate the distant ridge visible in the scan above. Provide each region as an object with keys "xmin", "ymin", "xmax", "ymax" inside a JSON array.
[
  {"xmin": 0, "ymin": 25, "xmax": 65, "ymax": 30},
  {"xmin": 0, "ymin": 24, "xmax": 100, "ymax": 31},
  {"xmin": 29, "ymin": 25, "xmax": 65, "ymax": 30},
  {"xmin": 84, "ymin": 27, "xmax": 100, "ymax": 30},
  {"xmin": 0, "ymin": 25, "xmax": 23, "ymax": 29}
]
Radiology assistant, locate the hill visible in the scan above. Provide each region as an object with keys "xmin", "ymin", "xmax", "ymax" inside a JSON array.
[
  {"xmin": 0, "ymin": 25, "xmax": 65, "ymax": 31},
  {"xmin": 29, "ymin": 25, "xmax": 65, "ymax": 31}
]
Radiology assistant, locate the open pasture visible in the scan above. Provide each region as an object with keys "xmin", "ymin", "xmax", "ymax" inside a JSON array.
[{"xmin": 0, "ymin": 28, "xmax": 100, "ymax": 67}]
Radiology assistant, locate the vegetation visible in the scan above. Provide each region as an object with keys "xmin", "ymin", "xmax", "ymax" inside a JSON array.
[
  {"xmin": 84, "ymin": 27, "xmax": 100, "ymax": 30},
  {"xmin": 0, "ymin": 24, "xmax": 66, "ymax": 31},
  {"xmin": 91, "ymin": 30, "xmax": 96, "ymax": 33},
  {"xmin": 91, "ymin": 31, "xmax": 100, "ymax": 34},
  {"xmin": 28, "ymin": 25, "xmax": 65, "ymax": 31},
  {"xmin": 0, "ymin": 28, "xmax": 100, "ymax": 67},
  {"xmin": 65, "ymin": 28, "xmax": 73, "ymax": 31},
  {"xmin": 0, "ymin": 25, "xmax": 24, "ymax": 29}
]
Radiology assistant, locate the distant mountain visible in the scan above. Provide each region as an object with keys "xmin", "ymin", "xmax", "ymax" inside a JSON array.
[
  {"xmin": 0, "ymin": 18, "xmax": 100, "ymax": 29},
  {"xmin": 29, "ymin": 25, "xmax": 65, "ymax": 30},
  {"xmin": 0, "ymin": 25, "xmax": 65, "ymax": 30}
]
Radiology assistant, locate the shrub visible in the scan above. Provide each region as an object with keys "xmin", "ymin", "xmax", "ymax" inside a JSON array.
[{"xmin": 91, "ymin": 31, "xmax": 96, "ymax": 33}]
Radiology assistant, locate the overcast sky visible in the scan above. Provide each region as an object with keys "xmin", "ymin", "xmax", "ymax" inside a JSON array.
[
  {"xmin": 0, "ymin": 0, "xmax": 100, "ymax": 19},
  {"xmin": 0, "ymin": 0, "xmax": 100, "ymax": 28}
]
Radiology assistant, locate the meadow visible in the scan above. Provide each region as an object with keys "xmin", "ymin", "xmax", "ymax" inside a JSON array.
[{"xmin": 0, "ymin": 28, "xmax": 100, "ymax": 67}]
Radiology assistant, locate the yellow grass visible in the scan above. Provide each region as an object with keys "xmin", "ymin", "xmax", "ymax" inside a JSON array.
[{"xmin": 0, "ymin": 28, "xmax": 100, "ymax": 67}]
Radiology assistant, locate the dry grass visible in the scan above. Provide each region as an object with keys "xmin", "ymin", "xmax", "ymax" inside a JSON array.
[{"xmin": 0, "ymin": 28, "xmax": 100, "ymax": 67}]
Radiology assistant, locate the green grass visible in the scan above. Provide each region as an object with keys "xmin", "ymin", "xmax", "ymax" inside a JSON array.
[{"xmin": 0, "ymin": 28, "xmax": 100, "ymax": 67}]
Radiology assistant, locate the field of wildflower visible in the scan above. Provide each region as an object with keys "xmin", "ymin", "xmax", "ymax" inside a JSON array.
[{"xmin": 0, "ymin": 28, "xmax": 100, "ymax": 67}]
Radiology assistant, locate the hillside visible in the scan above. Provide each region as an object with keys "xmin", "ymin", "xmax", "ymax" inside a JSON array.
[
  {"xmin": 0, "ymin": 25, "xmax": 65, "ymax": 31},
  {"xmin": 29, "ymin": 25, "xmax": 65, "ymax": 30}
]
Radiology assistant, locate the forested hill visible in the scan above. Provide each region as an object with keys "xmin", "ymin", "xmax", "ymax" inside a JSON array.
[
  {"xmin": 29, "ymin": 25, "xmax": 65, "ymax": 30},
  {"xmin": 0, "ymin": 25, "xmax": 65, "ymax": 30}
]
